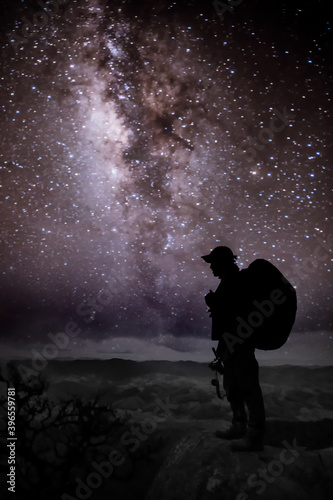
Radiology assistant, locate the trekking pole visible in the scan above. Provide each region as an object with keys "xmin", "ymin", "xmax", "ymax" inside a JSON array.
[{"xmin": 209, "ymin": 348, "xmax": 226, "ymax": 400}]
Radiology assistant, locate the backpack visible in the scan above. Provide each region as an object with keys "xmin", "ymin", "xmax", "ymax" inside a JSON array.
[{"xmin": 239, "ymin": 259, "xmax": 297, "ymax": 350}]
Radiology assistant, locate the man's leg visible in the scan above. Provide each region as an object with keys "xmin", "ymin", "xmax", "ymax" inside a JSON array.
[
  {"xmin": 215, "ymin": 355, "xmax": 247, "ymax": 439},
  {"xmin": 230, "ymin": 346, "xmax": 265, "ymax": 450}
]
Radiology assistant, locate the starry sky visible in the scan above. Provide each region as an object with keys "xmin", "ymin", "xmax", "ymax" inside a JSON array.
[{"xmin": 0, "ymin": 0, "xmax": 332, "ymax": 362}]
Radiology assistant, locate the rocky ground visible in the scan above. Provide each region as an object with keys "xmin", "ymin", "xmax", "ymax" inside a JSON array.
[{"xmin": 1, "ymin": 359, "xmax": 332, "ymax": 499}]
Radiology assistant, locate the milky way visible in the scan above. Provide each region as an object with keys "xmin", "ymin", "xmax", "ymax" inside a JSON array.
[{"xmin": 0, "ymin": 0, "xmax": 332, "ymax": 357}]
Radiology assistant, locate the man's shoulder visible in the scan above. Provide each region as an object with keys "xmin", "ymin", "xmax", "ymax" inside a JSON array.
[{"xmin": 237, "ymin": 267, "xmax": 253, "ymax": 287}]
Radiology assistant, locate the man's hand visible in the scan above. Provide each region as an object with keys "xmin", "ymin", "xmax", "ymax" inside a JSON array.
[{"xmin": 208, "ymin": 358, "xmax": 224, "ymax": 375}]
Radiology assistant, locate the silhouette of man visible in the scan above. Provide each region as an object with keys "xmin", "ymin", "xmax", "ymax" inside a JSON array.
[{"xmin": 202, "ymin": 246, "xmax": 265, "ymax": 451}]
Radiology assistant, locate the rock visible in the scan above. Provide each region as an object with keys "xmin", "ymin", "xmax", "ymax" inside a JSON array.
[
  {"xmin": 113, "ymin": 396, "xmax": 144, "ymax": 410},
  {"xmin": 146, "ymin": 430, "xmax": 333, "ymax": 500}
]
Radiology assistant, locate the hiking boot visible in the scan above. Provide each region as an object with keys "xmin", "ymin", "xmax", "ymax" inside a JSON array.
[
  {"xmin": 230, "ymin": 427, "xmax": 264, "ymax": 451},
  {"xmin": 215, "ymin": 422, "xmax": 247, "ymax": 440}
]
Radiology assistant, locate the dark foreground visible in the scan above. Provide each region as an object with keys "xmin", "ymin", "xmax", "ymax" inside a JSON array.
[{"xmin": 0, "ymin": 359, "xmax": 332, "ymax": 500}]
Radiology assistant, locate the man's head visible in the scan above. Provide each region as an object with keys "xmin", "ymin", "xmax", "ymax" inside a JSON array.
[{"xmin": 202, "ymin": 246, "xmax": 238, "ymax": 278}]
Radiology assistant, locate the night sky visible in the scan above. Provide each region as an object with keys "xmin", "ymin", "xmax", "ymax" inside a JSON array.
[{"xmin": 0, "ymin": 0, "xmax": 332, "ymax": 363}]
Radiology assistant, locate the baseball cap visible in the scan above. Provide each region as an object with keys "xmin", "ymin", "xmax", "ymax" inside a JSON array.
[{"xmin": 201, "ymin": 246, "xmax": 237, "ymax": 263}]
